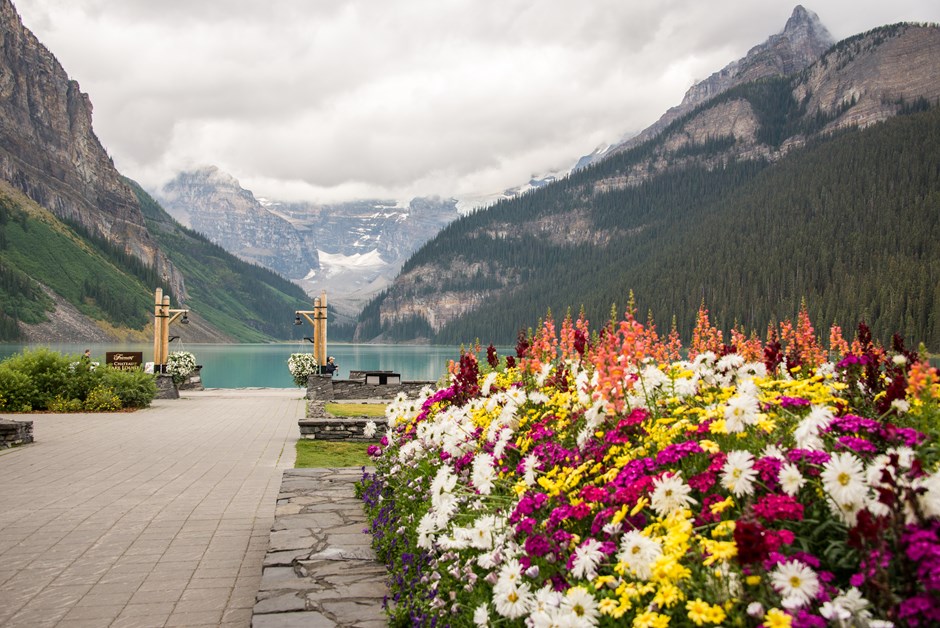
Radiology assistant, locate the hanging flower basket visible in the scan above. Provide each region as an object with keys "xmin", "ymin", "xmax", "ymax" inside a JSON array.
[
  {"xmin": 165, "ymin": 351, "xmax": 197, "ymax": 386},
  {"xmin": 288, "ymin": 353, "xmax": 319, "ymax": 387}
]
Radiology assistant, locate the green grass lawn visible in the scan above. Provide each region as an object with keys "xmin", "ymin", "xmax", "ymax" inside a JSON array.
[
  {"xmin": 295, "ymin": 439, "xmax": 372, "ymax": 468},
  {"xmin": 324, "ymin": 402, "xmax": 387, "ymax": 417}
]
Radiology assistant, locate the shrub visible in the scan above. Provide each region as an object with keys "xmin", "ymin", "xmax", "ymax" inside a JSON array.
[
  {"xmin": 0, "ymin": 365, "xmax": 36, "ymax": 412},
  {"xmin": 83, "ymin": 384, "xmax": 121, "ymax": 412},
  {"xmin": 64, "ymin": 358, "xmax": 99, "ymax": 401},
  {"xmin": 0, "ymin": 348, "xmax": 157, "ymax": 412},
  {"xmin": 0, "ymin": 348, "xmax": 71, "ymax": 409},
  {"xmin": 47, "ymin": 395, "xmax": 84, "ymax": 413},
  {"xmin": 99, "ymin": 367, "xmax": 156, "ymax": 408}
]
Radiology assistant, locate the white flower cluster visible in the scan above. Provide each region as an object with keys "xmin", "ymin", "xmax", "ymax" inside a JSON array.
[
  {"xmin": 165, "ymin": 351, "xmax": 196, "ymax": 384},
  {"xmin": 287, "ymin": 353, "xmax": 319, "ymax": 387}
]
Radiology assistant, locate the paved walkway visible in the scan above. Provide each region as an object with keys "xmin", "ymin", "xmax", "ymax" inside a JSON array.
[
  {"xmin": 254, "ymin": 468, "xmax": 386, "ymax": 628},
  {"xmin": 0, "ymin": 389, "xmax": 303, "ymax": 628}
]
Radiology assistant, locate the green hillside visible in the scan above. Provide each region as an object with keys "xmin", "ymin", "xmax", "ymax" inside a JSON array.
[
  {"xmin": 0, "ymin": 184, "xmax": 154, "ymax": 340},
  {"xmin": 0, "ymin": 179, "xmax": 312, "ymax": 342},
  {"xmin": 363, "ymin": 104, "xmax": 940, "ymax": 349},
  {"xmin": 129, "ymin": 180, "xmax": 309, "ymax": 341}
]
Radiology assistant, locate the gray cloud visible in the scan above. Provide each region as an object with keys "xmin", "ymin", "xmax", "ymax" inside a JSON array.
[{"xmin": 12, "ymin": 0, "xmax": 940, "ymax": 203}]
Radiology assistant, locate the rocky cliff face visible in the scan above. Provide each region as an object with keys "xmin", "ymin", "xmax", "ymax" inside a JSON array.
[
  {"xmin": 157, "ymin": 167, "xmax": 321, "ymax": 280},
  {"xmin": 0, "ymin": 0, "xmax": 185, "ymax": 298},
  {"xmin": 591, "ymin": 22, "xmax": 940, "ymax": 195},
  {"xmin": 609, "ymin": 5, "xmax": 834, "ymax": 159}
]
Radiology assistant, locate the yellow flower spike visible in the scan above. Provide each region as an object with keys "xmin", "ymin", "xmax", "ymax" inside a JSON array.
[{"xmin": 513, "ymin": 481, "xmax": 527, "ymax": 497}]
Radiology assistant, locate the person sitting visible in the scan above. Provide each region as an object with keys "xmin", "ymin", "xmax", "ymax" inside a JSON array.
[{"xmin": 321, "ymin": 356, "xmax": 338, "ymax": 376}]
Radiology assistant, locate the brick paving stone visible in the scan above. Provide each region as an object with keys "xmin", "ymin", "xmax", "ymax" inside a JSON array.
[{"xmin": 0, "ymin": 388, "xmax": 302, "ymax": 627}]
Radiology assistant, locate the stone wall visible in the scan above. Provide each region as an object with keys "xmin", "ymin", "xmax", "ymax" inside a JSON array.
[
  {"xmin": 0, "ymin": 418, "xmax": 34, "ymax": 448},
  {"xmin": 298, "ymin": 401, "xmax": 387, "ymax": 441},
  {"xmin": 305, "ymin": 374, "xmax": 433, "ymax": 401}
]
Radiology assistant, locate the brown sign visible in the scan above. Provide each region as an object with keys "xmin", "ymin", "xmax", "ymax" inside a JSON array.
[{"xmin": 106, "ymin": 352, "xmax": 143, "ymax": 371}]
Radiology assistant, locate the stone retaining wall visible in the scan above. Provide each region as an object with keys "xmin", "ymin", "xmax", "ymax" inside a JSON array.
[
  {"xmin": 306, "ymin": 374, "xmax": 433, "ymax": 401},
  {"xmin": 299, "ymin": 402, "xmax": 387, "ymax": 441},
  {"xmin": 0, "ymin": 418, "xmax": 34, "ymax": 448}
]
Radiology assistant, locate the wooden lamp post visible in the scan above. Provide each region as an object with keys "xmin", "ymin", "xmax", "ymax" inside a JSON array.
[
  {"xmin": 294, "ymin": 291, "xmax": 328, "ymax": 367},
  {"xmin": 152, "ymin": 287, "xmax": 189, "ymax": 373}
]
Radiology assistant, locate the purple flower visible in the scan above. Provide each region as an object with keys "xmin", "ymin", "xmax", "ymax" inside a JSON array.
[
  {"xmin": 655, "ymin": 441, "xmax": 703, "ymax": 466},
  {"xmin": 835, "ymin": 435, "xmax": 878, "ymax": 454},
  {"xmin": 779, "ymin": 396, "xmax": 811, "ymax": 408}
]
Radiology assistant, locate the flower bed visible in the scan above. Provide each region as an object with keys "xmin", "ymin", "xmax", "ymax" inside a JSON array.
[{"xmin": 360, "ymin": 306, "xmax": 940, "ymax": 627}]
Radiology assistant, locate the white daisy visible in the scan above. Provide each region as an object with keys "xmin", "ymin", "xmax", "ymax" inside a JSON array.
[
  {"xmin": 363, "ymin": 420, "xmax": 377, "ymax": 438},
  {"xmin": 530, "ymin": 585, "xmax": 563, "ymax": 616},
  {"xmin": 495, "ymin": 558, "xmax": 524, "ymax": 591},
  {"xmin": 472, "ymin": 452, "xmax": 497, "ymax": 495},
  {"xmin": 493, "ymin": 582, "xmax": 532, "ymax": 619},
  {"xmin": 717, "ymin": 353, "xmax": 745, "ymax": 372},
  {"xmin": 431, "ymin": 465, "xmax": 458, "ymax": 497},
  {"xmin": 821, "ymin": 452, "xmax": 868, "ymax": 505},
  {"xmin": 473, "ymin": 602, "xmax": 490, "ymax": 626},
  {"xmin": 650, "ymin": 472, "xmax": 696, "ymax": 516},
  {"xmin": 640, "ymin": 364, "xmax": 670, "ymax": 390},
  {"xmin": 468, "ymin": 515, "xmax": 496, "ymax": 550},
  {"xmin": 617, "ymin": 530, "xmax": 663, "ymax": 580},
  {"xmin": 724, "ymin": 393, "xmax": 760, "ymax": 433},
  {"xmin": 571, "ymin": 538, "xmax": 605, "ymax": 581},
  {"xmin": 522, "ymin": 453, "xmax": 541, "ymax": 486},
  {"xmin": 916, "ymin": 469, "xmax": 940, "ymax": 518},
  {"xmin": 481, "ymin": 371, "xmax": 499, "ymax": 396},
  {"xmin": 778, "ymin": 462, "xmax": 806, "ymax": 497},
  {"xmin": 771, "ymin": 560, "xmax": 820, "ymax": 609},
  {"xmin": 560, "ymin": 586, "xmax": 600, "ymax": 626},
  {"xmin": 673, "ymin": 377, "xmax": 697, "ymax": 398},
  {"xmin": 721, "ymin": 450, "xmax": 758, "ymax": 497}
]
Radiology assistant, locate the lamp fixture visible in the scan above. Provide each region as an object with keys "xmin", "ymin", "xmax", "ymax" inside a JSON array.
[{"xmin": 294, "ymin": 314, "xmax": 302, "ymax": 326}]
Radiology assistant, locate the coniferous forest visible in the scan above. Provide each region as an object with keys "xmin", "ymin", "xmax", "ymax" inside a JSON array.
[{"xmin": 363, "ymin": 104, "xmax": 940, "ymax": 349}]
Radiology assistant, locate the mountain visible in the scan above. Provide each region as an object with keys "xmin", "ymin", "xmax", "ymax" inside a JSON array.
[
  {"xmin": 272, "ymin": 196, "xmax": 459, "ymax": 315},
  {"xmin": 357, "ymin": 18, "xmax": 940, "ymax": 348},
  {"xmin": 0, "ymin": 0, "xmax": 308, "ymax": 342},
  {"xmin": 157, "ymin": 170, "xmax": 460, "ymax": 317},
  {"xmin": 472, "ymin": 6, "xmax": 836, "ymax": 209},
  {"xmin": 0, "ymin": 0, "xmax": 185, "ymax": 301},
  {"xmin": 605, "ymin": 5, "xmax": 835, "ymax": 160},
  {"xmin": 157, "ymin": 167, "xmax": 320, "ymax": 280}
]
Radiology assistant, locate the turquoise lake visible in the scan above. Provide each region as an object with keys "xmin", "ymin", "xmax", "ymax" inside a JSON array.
[{"xmin": 0, "ymin": 343, "xmax": 470, "ymax": 388}]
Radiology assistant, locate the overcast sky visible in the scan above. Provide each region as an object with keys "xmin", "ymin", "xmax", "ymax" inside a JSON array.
[{"xmin": 12, "ymin": 1, "xmax": 940, "ymax": 205}]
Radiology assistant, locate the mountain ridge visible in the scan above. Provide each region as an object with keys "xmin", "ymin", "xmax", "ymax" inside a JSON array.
[{"xmin": 359, "ymin": 18, "xmax": 940, "ymax": 348}]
